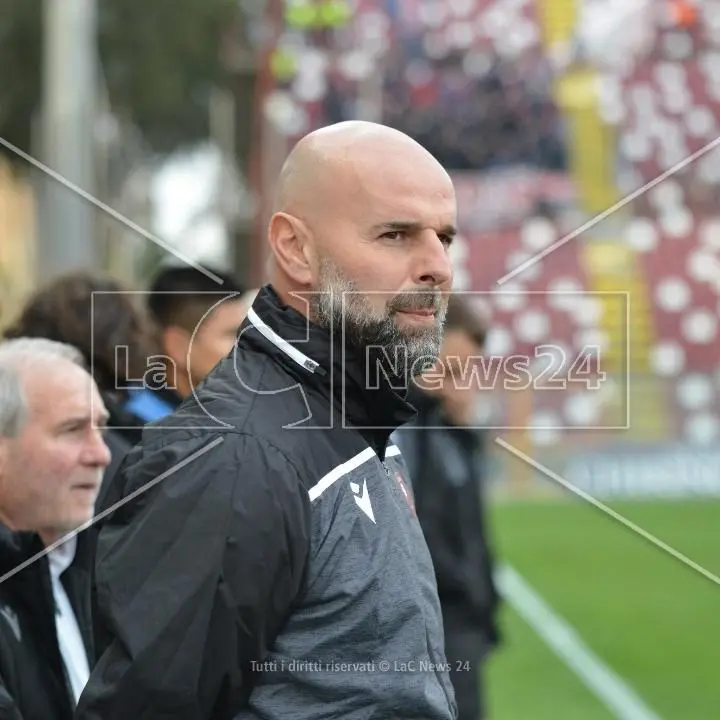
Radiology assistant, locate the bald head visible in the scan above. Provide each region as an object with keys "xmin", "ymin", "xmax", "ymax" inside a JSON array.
[
  {"xmin": 273, "ymin": 121, "xmax": 450, "ymax": 219},
  {"xmin": 267, "ymin": 121, "xmax": 456, "ymax": 373}
]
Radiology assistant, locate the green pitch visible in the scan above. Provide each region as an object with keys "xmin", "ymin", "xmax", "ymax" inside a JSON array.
[{"xmin": 484, "ymin": 497, "xmax": 720, "ymax": 719}]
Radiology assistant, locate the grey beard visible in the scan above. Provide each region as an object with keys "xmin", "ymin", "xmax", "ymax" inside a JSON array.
[{"xmin": 311, "ymin": 284, "xmax": 446, "ymax": 381}]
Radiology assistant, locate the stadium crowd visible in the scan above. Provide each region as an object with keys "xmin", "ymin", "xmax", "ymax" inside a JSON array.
[
  {"xmin": 381, "ymin": 50, "xmax": 566, "ymax": 173},
  {"xmin": 321, "ymin": 43, "xmax": 567, "ymax": 173}
]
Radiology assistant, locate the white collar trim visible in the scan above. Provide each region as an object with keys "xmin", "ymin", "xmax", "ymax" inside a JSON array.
[{"xmin": 246, "ymin": 307, "xmax": 320, "ymax": 373}]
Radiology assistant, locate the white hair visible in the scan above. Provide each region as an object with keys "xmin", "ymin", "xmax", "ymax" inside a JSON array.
[{"xmin": 0, "ymin": 337, "xmax": 86, "ymax": 438}]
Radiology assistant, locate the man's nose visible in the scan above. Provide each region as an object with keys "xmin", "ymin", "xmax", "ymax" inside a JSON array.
[
  {"xmin": 412, "ymin": 231, "xmax": 453, "ymax": 288},
  {"xmin": 85, "ymin": 430, "xmax": 112, "ymax": 468}
]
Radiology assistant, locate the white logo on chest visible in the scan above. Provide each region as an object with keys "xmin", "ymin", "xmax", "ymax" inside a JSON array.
[{"xmin": 349, "ymin": 479, "xmax": 376, "ymax": 524}]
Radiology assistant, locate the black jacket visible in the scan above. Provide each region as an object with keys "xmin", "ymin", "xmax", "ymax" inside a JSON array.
[
  {"xmin": 99, "ymin": 391, "xmax": 146, "ymax": 488},
  {"xmin": 393, "ymin": 389, "xmax": 501, "ymax": 646},
  {"xmin": 76, "ymin": 284, "xmax": 457, "ymax": 720},
  {"xmin": 100, "ymin": 387, "xmax": 182, "ymax": 489},
  {"xmin": 0, "ymin": 525, "xmax": 94, "ymax": 720}
]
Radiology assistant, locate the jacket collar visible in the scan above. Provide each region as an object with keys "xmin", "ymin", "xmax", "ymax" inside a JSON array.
[
  {"xmin": 0, "ymin": 521, "xmax": 95, "ymax": 687},
  {"xmin": 0, "ymin": 523, "xmax": 43, "ymax": 577},
  {"xmin": 0, "ymin": 523, "xmax": 91, "ymax": 578},
  {"xmin": 243, "ymin": 284, "xmax": 416, "ymax": 456}
]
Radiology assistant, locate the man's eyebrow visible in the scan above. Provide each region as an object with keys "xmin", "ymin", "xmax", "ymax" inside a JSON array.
[
  {"xmin": 56, "ymin": 411, "xmax": 109, "ymax": 430},
  {"xmin": 372, "ymin": 221, "xmax": 421, "ymax": 234},
  {"xmin": 56, "ymin": 415, "xmax": 93, "ymax": 430},
  {"xmin": 372, "ymin": 221, "xmax": 458, "ymax": 236}
]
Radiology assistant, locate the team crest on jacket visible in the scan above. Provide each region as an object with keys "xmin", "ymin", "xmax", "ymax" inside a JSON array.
[{"xmin": 395, "ymin": 472, "xmax": 416, "ymax": 516}]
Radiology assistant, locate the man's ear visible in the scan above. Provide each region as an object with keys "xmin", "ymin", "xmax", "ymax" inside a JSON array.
[
  {"xmin": 162, "ymin": 325, "xmax": 192, "ymax": 371},
  {"xmin": 268, "ymin": 212, "xmax": 315, "ymax": 286}
]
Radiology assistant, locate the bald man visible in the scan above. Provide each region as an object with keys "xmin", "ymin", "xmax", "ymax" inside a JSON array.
[{"xmin": 77, "ymin": 121, "xmax": 459, "ymax": 720}]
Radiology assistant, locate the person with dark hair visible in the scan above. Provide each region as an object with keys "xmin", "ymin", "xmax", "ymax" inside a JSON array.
[
  {"xmin": 393, "ymin": 293, "xmax": 502, "ymax": 720},
  {"xmin": 133, "ymin": 265, "xmax": 248, "ymax": 420},
  {"xmin": 3, "ymin": 271, "xmax": 155, "ymax": 481}
]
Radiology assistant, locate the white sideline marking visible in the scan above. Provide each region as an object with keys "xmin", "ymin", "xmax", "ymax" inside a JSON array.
[
  {"xmin": 497, "ymin": 564, "xmax": 664, "ymax": 720},
  {"xmin": 496, "ymin": 439, "xmax": 720, "ymax": 588}
]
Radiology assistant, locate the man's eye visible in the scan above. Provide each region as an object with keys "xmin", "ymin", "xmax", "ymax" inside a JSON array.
[
  {"xmin": 439, "ymin": 235, "xmax": 454, "ymax": 247},
  {"xmin": 381, "ymin": 231, "xmax": 404, "ymax": 241}
]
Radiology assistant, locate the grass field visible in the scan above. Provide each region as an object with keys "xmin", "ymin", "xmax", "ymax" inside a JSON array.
[{"xmin": 484, "ymin": 498, "xmax": 720, "ymax": 720}]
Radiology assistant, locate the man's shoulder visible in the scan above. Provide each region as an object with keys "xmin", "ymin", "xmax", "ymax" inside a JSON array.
[
  {"xmin": 109, "ymin": 425, "xmax": 290, "ymax": 487},
  {"xmin": 102, "ymin": 349, "xmax": 357, "ymax": 510},
  {"xmin": 93, "ymin": 427, "xmax": 314, "ymax": 554},
  {"xmin": 164, "ymin": 349, "xmax": 317, "ymax": 435}
]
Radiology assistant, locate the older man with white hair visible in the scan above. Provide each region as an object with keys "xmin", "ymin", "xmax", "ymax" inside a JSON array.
[{"xmin": 0, "ymin": 337, "xmax": 111, "ymax": 720}]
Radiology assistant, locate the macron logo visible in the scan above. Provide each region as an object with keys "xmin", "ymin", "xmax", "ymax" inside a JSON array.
[{"xmin": 350, "ymin": 479, "xmax": 376, "ymax": 524}]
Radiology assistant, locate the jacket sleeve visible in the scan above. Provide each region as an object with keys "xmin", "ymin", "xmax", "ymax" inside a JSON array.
[
  {"xmin": 0, "ymin": 672, "xmax": 23, "ymax": 720},
  {"xmin": 76, "ymin": 432, "xmax": 312, "ymax": 720}
]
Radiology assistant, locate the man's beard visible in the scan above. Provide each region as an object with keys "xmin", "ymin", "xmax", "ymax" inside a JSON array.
[{"xmin": 310, "ymin": 257, "xmax": 447, "ymax": 380}]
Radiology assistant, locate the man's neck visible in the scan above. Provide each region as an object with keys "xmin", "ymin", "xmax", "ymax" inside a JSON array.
[{"xmin": 269, "ymin": 279, "xmax": 316, "ymax": 319}]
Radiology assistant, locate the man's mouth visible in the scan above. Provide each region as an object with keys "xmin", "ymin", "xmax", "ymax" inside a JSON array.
[
  {"xmin": 395, "ymin": 308, "xmax": 439, "ymax": 325},
  {"xmin": 397, "ymin": 308, "xmax": 436, "ymax": 316},
  {"xmin": 72, "ymin": 483, "xmax": 99, "ymax": 493}
]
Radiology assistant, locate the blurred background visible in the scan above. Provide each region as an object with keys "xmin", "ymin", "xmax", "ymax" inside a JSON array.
[{"xmin": 0, "ymin": 0, "xmax": 718, "ymax": 717}]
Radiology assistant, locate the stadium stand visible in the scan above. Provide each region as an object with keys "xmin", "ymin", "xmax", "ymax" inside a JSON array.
[
  {"xmin": 261, "ymin": 0, "xmax": 720, "ymax": 451},
  {"xmin": 608, "ymin": 3, "xmax": 720, "ymax": 445}
]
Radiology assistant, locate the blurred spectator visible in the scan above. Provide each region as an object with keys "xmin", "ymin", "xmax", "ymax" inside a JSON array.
[
  {"xmin": 393, "ymin": 295, "xmax": 502, "ymax": 720},
  {"xmin": 144, "ymin": 265, "xmax": 248, "ymax": 413},
  {"xmin": 570, "ymin": 0, "xmax": 655, "ymax": 72},
  {"xmin": 3, "ymin": 272, "xmax": 156, "ymax": 482},
  {"xmin": 322, "ymin": 78, "xmax": 353, "ymax": 125},
  {"xmin": 380, "ymin": 48, "xmax": 566, "ymax": 173},
  {"xmin": 0, "ymin": 338, "xmax": 111, "ymax": 719},
  {"xmin": 376, "ymin": 43, "xmax": 566, "ymax": 171}
]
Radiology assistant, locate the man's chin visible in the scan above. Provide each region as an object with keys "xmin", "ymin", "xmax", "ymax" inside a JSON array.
[
  {"xmin": 401, "ymin": 338, "xmax": 442, "ymax": 378},
  {"xmin": 62, "ymin": 511, "xmax": 96, "ymax": 533}
]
